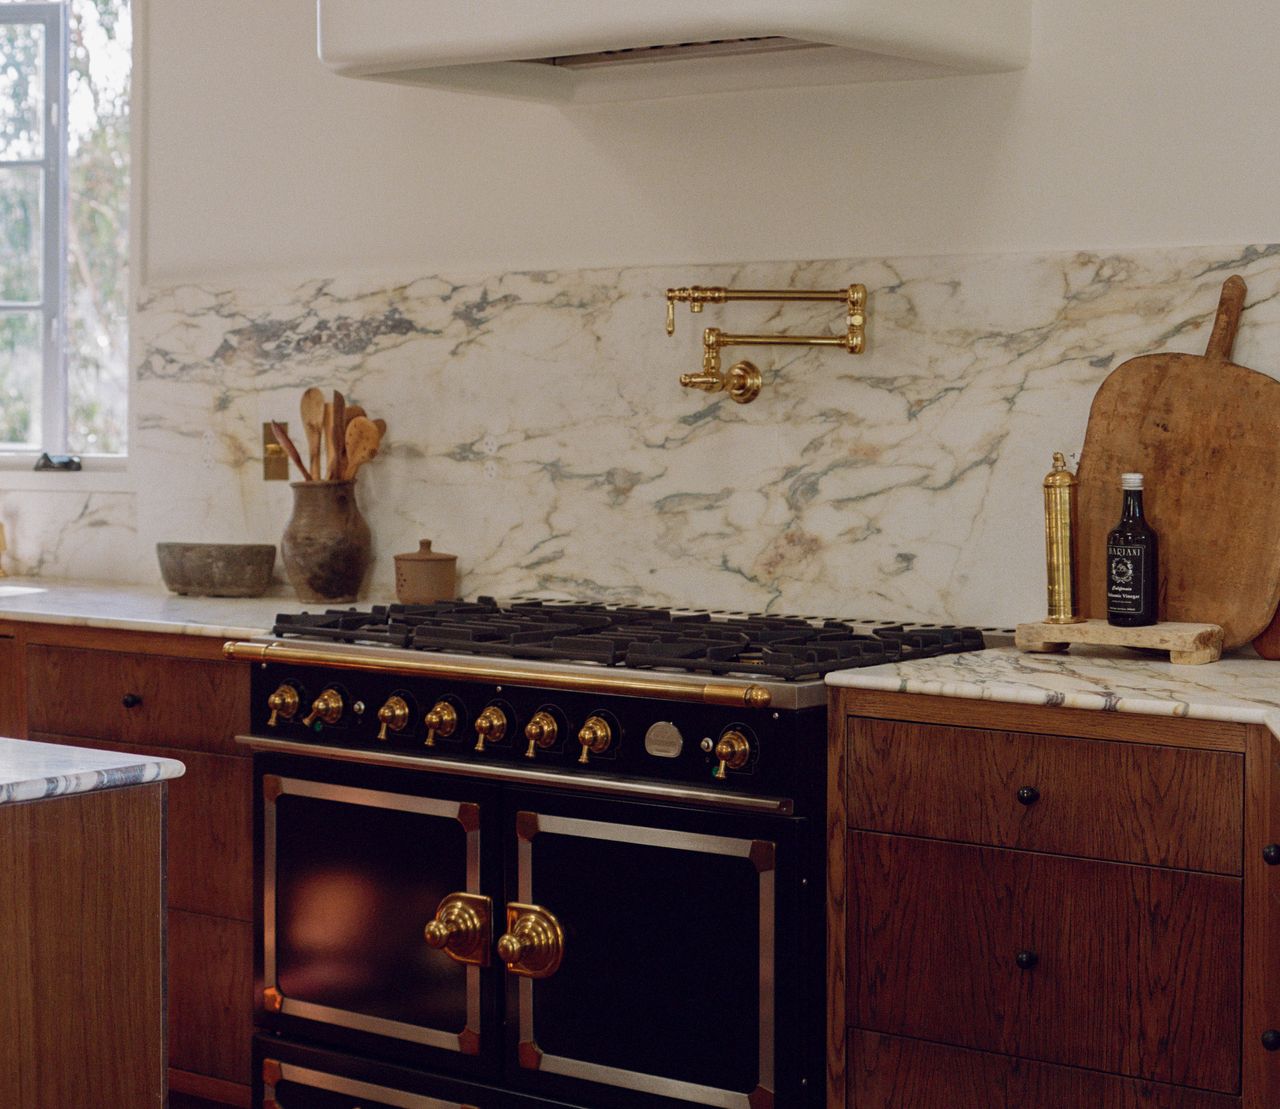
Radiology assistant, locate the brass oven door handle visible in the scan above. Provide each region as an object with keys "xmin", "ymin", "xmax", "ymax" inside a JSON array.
[
  {"xmin": 423, "ymin": 892, "xmax": 492, "ymax": 967},
  {"xmin": 497, "ymin": 902, "xmax": 565, "ymax": 979}
]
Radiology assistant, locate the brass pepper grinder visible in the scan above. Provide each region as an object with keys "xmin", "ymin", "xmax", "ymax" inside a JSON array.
[{"xmin": 1043, "ymin": 452, "xmax": 1083, "ymax": 624}]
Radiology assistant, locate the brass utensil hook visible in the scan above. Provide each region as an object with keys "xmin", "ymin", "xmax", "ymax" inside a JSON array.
[{"xmin": 665, "ymin": 284, "xmax": 867, "ymax": 403}]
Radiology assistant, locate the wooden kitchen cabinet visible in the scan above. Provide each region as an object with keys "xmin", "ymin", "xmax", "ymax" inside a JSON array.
[
  {"xmin": 829, "ymin": 690, "xmax": 1280, "ymax": 1109},
  {"xmin": 11, "ymin": 622, "xmax": 253, "ymax": 1108}
]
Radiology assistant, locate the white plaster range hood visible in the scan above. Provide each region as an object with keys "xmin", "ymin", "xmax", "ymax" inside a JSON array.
[{"xmin": 316, "ymin": 1, "xmax": 1031, "ymax": 103}]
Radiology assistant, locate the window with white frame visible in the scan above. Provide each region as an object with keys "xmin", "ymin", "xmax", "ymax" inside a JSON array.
[{"xmin": 1, "ymin": 0, "xmax": 129, "ymax": 457}]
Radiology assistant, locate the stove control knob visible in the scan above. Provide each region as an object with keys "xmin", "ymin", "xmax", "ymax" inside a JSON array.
[
  {"xmin": 376, "ymin": 696, "xmax": 410, "ymax": 741},
  {"xmin": 301, "ymin": 688, "xmax": 344, "ymax": 728},
  {"xmin": 577, "ymin": 716, "xmax": 612, "ymax": 765},
  {"xmin": 474, "ymin": 705, "xmax": 508, "ymax": 752},
  {"xmin": 712, "ymin": 730, "xmax": 750, "ymax": 780},
  {"xmin": 524, "ymin": 712, "xmax": 559, "ymax": 759},
  {"xmin": 424, "ymin": 701, "xmax": 458, "ymax": 748},
  {"xmin": 266, "ymin": 684, "xmax": 299, "ymax": 728}
]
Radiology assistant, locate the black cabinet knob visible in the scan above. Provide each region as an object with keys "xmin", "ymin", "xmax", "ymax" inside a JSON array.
[
  {"xmin": 1263, "ymin": 1030, "xmax": 1280, "ymax": 1052},
  {"xmin": 1263, "ymin": 844, "xmax": 1280, "ymax": 866},
  {"xmin": 121, "ymin": 693, "xmax": 142, "ymax": 709},
  {"xmin": 1016, "ymin": 786, "xmax": 1040, "ymax": 806},
  {"xmin": 1015, "ymin": 950, "xmax": 1039, "ymax": 971}
]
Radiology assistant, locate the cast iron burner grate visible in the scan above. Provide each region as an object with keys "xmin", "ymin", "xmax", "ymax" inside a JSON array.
[{"xmin": 271, "ymin": 598, "xmax": 988, "ymax": 681}]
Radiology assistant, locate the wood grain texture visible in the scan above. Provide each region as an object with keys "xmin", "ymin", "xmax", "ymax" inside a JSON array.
[
  {"xmin": 1242, "ymin": 724, "xmax": 1280, "ymax": 1108},
  {"xmin": 168, "ymin": 1068, "xmax": 251, "ymax": 1108},
  {"xmin": 849, "ymin": 832, "xmax": 1242, "ymax": 1093},
  {"xmin": 0, "ymin": 630, "xmax": 25, "ymax": 738},
  {"xmin": 1016, "ymin": 618, "xmax": 1223, "ymax": 665},
  {"xmin": 26, "ymin": 643, "xmax": 249, "ymax": 754},
  {"xmin": 1075, "ymin": 276, "xmax": 1280, "ymax": 648},
  {"xmin": 846, "ymin": 718, "xmax": 1243, "ymax": 873},
  {"xmin": 18, "ymin": 621, "xmax": 235, "ymax": 660},
  {"xmin": 849, "ymin": 1031, "xmax": 1240, "ymax": 1109},
  {"xmin": 0, "ymin": 785, "xmax": 166, "ymax": 1108},
  {"xmin": 168, "ymin": 910, "xmax": 253, "ymax": 1087},
  {"xmin": 826, "ymin": 688, "xmax": 849, "ymax": 1108},
  {"xmin": 29, "ymin": 733, "xmax": 253, "ymax": 920},
  {"xmin": 831, "ymin": 688, "xmax": 1248, "ymax": 752}
]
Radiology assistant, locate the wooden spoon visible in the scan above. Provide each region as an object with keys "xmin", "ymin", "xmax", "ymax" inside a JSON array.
[
  {"xmin": 372, "ymin": 418, "xmax": 387, "ymax": 441},
  {"xmin": 330, "ymin": 392, "xmax": 346, "ymax": 481},
  {"xmin": 270, "ymin": 421, "xmax": 311, "ymax": 481},
  {"xmin": 300, "ymin": 387, "xmax": 325, "ymax": 480},
  {"xmin": 343, "ymin": 416, "xmax": 381, "ymax": 480},
  {"xmin": 322, "ymin": 402, "xmax": 334, "ymax": 480},
  {"xmin": 344, "ymin": 404, "xmax": 366, "ymax": 427}
]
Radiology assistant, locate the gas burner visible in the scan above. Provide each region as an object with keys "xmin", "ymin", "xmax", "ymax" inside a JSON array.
[{"xmin": 271, "ymin": 598, "xmax": 992, "ymax": 680}]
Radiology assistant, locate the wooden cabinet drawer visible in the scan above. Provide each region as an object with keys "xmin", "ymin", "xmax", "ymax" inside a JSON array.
[
  {"xmin": 849, "ymin": 831, "xmax": 1242, "ymax": 1093},
  {"xmin": 26, "ymin": 644, "xmax": 248, "ymax": 755},
  {"xmin": 846, "ymin": 718, "xmax": 1242, "ymax": 873},
  {"xmin": 28, "ymin": 734, "xmax": 252, "ymax": 920},
  {"xmin": 850, "ymin": 1031, "xmax": 1240, "ymax": 1109}
]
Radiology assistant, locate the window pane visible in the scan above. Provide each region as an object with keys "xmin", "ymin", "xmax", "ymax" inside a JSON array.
[
  {"xmin": 66, "ymin": 0, "xmax": 129, "ymax": 455},
  {"xmin": 0, "ymin": 165, "xmax": 42, "ymax": 301},
  {"xmin": 0, "ymin": 21, "xmax": 44, "ymax": 161},
  {"xmin": 0, "ymin": 311, "xmax": 42, "ymax": 447}
]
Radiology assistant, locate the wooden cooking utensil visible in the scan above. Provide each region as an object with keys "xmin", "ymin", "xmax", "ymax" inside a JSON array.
[
  {"xmin": 343, "ymin": 416, "xmax": 381, "ymax": 480},
  {"xmin": 322, "ymin": 402, "xmax": 334, "ymax": 481},
  {"xmin": 344, "ymin": 404, "xmax": 366, "ymax": 426},
  {"xmin": 372, "ymin": 418, "xmax": 387, "ymax": 440},
  {"xmin": 330, "ymin": 392, "xmax": 346, "ymax": 481},
  {"xmin": 300, "ymin": 387, "xmax": 325, "ymax": 480},
  {"xmin": 270, "ymin": 421, "xmax": 311, "ymax": 481},
  {"xmin": 1075, "ymin": 276, "xmax": 1280, "ymax": 649}
]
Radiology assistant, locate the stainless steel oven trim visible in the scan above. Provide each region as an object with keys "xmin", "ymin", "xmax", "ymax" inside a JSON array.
[
  {"xmin": 263, "ymin": 1058, "xmax": 478, "ymax": 1108},
  {"xmin": 515, "ymin": 811, "xmax": 775, "ymax": 1108},
  {"xmin": 262, "ymin": 775, "xmax": 482, "ymax": 1053},
  {"xmin": 241, "ymin": 734, "xmax": 794, "ymax": 815}
]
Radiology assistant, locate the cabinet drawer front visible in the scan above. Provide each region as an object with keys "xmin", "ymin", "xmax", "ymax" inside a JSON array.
[
  {"xmin": 849, "ymin": 832, "xmax": 1242, "ymax": 1093},
  {"xmin": 846, "ymin": 718, "xmax": 1242, "ymax": 873},
  {"xmin": 850, "ymin": 1031, "xmax": 1240, "ymax": 1109},
  {"xmin": 26, "ymin": 644, "xmax": 248, "ymax": 755}
]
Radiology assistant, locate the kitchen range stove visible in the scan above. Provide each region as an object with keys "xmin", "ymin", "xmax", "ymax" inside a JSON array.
[{"xmin": 230, "ymin": 599, "xmax": 999, "ymax": 1109}]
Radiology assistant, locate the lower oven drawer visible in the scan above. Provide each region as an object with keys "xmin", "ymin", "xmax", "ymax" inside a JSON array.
[
  {"xmin": 849, "ymin": 832, "xmax": 1242, "ymax": 1093},
  {"xmin": 254, "ymin": 1036, "xmax": 566, "ymax": 1108}
]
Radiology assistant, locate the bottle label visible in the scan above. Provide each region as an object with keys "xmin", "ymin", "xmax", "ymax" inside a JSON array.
[{"xmin": 1107, "ymin": 544, "xmax": 1146, "ymax": 614}]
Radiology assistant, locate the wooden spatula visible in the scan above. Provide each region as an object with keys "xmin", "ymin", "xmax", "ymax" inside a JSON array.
[
  {"xmin": 270, "ymin": 421, "xmax": 311, "ymax": 481},
  {"xmin": 329, "ymin": 392, "xmax": 346, "ymax": 481},
  {"xmin": 300, "ymin": 387, "xmax": 324, "ymax": 480},
  {"xmin": 343, "ymin": 416, "xmax": 381, "ymax": 480}
]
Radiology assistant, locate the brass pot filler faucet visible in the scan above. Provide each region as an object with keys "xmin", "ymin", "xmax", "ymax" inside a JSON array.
[{"xmin": 665, "ymin": 282, "xmax": 867, "ymax": 404}]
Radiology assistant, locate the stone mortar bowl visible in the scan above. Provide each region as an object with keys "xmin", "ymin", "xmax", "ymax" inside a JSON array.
[{"xmin": 156, "ymin": 542, "xmax": 276, "ymax": 598}]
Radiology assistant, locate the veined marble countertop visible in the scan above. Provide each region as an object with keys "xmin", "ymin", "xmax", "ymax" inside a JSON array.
[
  {"xmin": 827, "ymin": 645, "xmax": 1280, "ymax": 738},
  {"xmin": 0, "ymin": 578, "xmax": 395, "ymax": 639},
  {"xmin": 0, "ymin": 736, "xmax": 185, "ymax": 805}
]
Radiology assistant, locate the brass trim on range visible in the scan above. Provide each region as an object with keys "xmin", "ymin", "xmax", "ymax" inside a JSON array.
[
  {"xmin": 240, "ymin": 734, "xmax": 794, "ymax": 816},
  {"xmin": 424, "ymin": 892, "xmax": 493, "ymax": 967},
  {"xmin": 497, "ymin": 902, "xmax": 566, "ymax": 979},
  {"xmin": 261, "ymin": 1058, "xmax": 478, "ymax": 1109},
  {"xmin": 514, "ymin": 811, "xmax": 776, "ymax": 1108},
  {"xmin": 262, "ymin": 776, "xmax": 483, "ymax": 1054},
  {"xmin": 224, "ymin": 640, "xmax": 773, "ymax": 709}
]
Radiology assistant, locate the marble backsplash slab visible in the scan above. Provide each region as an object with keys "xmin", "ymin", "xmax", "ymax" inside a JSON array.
[{"xmin": 8, "ymin": 244, "xmax": 1280, "ymax": 627}]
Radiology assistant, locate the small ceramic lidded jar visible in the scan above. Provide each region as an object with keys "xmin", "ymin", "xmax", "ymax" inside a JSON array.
[{"xmin": 394, "ymin": 539, "xmax": 457, "ymax": 605}]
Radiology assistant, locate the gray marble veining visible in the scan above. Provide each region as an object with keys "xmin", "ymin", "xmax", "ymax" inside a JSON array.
[{"xmin": 0, "ymin": 736, "xmax": 185, "ymax": 805}]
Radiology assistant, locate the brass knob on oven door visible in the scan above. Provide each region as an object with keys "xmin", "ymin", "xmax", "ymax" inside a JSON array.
[
  {"xmin": 712, "ymin": 730, "xmax": 750, "ymax": 780},
  {"xmin": 497, "ymin": 902, "xmax": 565, "ymax": 979},
  {"xmin": 524, "ymin": 711, "xmax": 558, "ymax": 759},
  {"xmin": 576, "ymin": 715, "xmax": 612, "ymax": 765},
  {"xmin": 376, "ymin": 696, "xmax": 410, "ymax": 741},
  {"xmin": 423, "ymin": 892, "xmax": 492, "ymax": 967},
  {"xmin": 301, "ymin": 688, "xmax": 343, "ymax": 728},
  {"xmin": 424, "ymin": 701, "xmax": 458, "ymax": 748},
  {"xmin": 474, "ymin": 705, "xmax": 507, "ymax": 752},
  {"xmin": 266, "ymin": 684, "xmax": 299, "ymax": 727}
]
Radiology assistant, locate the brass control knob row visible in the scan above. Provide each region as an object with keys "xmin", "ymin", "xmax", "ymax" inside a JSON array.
[
  {"xmin": 712, "ymin": 729, "xmax": 750, "ymax": 780},
  {"xmin": 424, "ymin": 700, "xmax": 458, "ymax": 748},
  {"xmin": 376, "ymin": 695, "xmax": 410, "ymax": 741},
  {"xmin": 577, "ymin": 715, "xmax": 612, "ymax": 765},
  {"xmin": 524, "ymin": 711, "xmax": 558, "ymax": 759},
  {"xmin": 473, "ymin": 705, "xmax": 507, "ymax": 753},
  {"xmin": 267, "ymin": 684, "xmax": 299, "ymax": 728}
]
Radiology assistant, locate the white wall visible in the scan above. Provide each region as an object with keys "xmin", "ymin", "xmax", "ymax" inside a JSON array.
[{"xmin": 144, "ymin": 0, "xmax": 1280, "ymax": 284}]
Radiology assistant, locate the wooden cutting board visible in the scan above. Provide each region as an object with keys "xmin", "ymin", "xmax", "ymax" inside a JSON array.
[{"xmin": 1075, "ymin": 276, "xmax": 1280, "ymax": 650}]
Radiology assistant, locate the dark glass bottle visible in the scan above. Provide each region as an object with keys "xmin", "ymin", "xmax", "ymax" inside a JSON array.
[{"xmin": 1106, "ymin": 472, "xmax": 1159, "ymax": 626}]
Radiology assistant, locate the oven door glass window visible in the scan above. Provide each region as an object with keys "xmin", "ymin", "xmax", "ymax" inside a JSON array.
[
  {"xmin": 264, "ymin": 776, "xmax": 485, "ymax": 1055},
  {"xmin": 504, "ymin": 796, "xmax": 795, "ymax": 1107}
]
